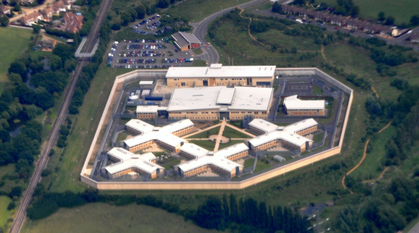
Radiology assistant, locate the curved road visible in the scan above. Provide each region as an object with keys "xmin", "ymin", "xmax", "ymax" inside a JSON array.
[
  {"xmin": 8, "ymin": 0, "xmax": 113, "ymax": 232},
  {"xmin": 192, "ymin": 0, "xmax": 291, "ymax": 65}
]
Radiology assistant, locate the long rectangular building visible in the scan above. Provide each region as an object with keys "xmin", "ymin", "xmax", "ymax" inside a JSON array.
[
  {"xmin": 167, "ymin": 86, "xmax": 274, "ymax": 120},
  {"xmin": 165, "ymin": 64, "xmax": 275, "ymax": 88},
  {"xmin": 284, "ymin": 95, "xmax": 325, "ymax": 116}
]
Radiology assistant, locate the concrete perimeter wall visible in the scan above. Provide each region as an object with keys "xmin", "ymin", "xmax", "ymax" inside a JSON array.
[{"xmin": 80, "ymin": 68, "xmax": 353, "ymax": 190}]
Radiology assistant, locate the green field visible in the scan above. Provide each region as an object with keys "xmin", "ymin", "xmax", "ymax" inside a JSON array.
[
  {"xmin": 222, "ymin": 126, "xmax": 252, "ymax": 138},
  {"xmin": 187, "ymin": 126, "xmax": 220, "ymax": 138},
  {"xmin": 0, "ymin": 27, "xmax": 32, "ymax": 84},
  {"xmin": 23, "ymin": 203, "xmax": 219, "ymax": 233},
  {"xmin": 319, "ymin": 0, "xmax": 419, "ymax": 25},
  {"xmin": 350, "ymin": 126, "xmax": 395, "ymax": 180},
  {"xmin": 188, "ymin": 140, "xmax": 216, "ymax": 151},
  {"xmin": 165, "ymin": 0, "xmax": 253, "ymax": 22},
  {"xmin": 218, "ymin": 140, "xmax": 245, "ymax": 150},
  {"xmin": 0, "ymin": 195, "xmax": 12, "ymax": 227},
  {"xmin": 193, "ymin": 48, "xmax": 203, "ymax": 55},
  {"xmin": 192, "ymin": 59, "xmax": 207, "ymax": 66}
]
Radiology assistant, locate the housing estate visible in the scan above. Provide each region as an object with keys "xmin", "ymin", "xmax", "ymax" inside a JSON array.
[
  {"xmin": 166, "ymin": 86, "xmax": 274, "ymax": 120},
  {"xmin": 247, "ymin": 118, "xmax": 317, "ymax": 153},
  {"xmin": 21, "ymin": 11, "xmax": 43, "ymax": 26},
  {"xmin": 103, "ymin": 147, "xmax": 164, "ymax": 179},
  {"xmin": 165, "ymin": 64, "xmax": 275, "ymax": 87},
  {"xmin": 171, "ymin": 32, "xmax": 201, "ymax": 51},
  {"xmin": 123, "ymin": 119, "xmax": 194, "ymax": 152},
  {"xmin": 63, "ymin": 12, "xmax": 83, "ymax": 33},
  {"xmin": 0, "ymin": 5, "xmax": 11, "ymax": 16},
  {"xmin": 283, "ymin": 95, "xmax": 325, "ymax": 116},
  {"xmin": 177, "ymin": 143, "xmax": 248, "ymax": 178}
]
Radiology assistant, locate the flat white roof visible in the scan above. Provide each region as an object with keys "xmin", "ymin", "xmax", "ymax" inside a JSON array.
[
  {"xmin": 125, "ymin": 119, "xmax": 154, "ymax": 134},
  {"xmin": 166, "ymin": 64, "xmax": 276, "ymax": 79},
  {"xmin": 167, "ymin": 87, "xmax": 273, "ymax": 112},
  {"xmin": 284, "ymin": 95, "xmax": 325, "ymax": 110},
  {"xmin": 247, "ymin": 118, "xmax": 317, "ymax": 148},
  {"xmin": 124, "ymin": 119, "xmax": 192, "ymax": 148},
  {"xmin": 216, "ymin": 88, "xmax": 235, "ymax": 105},
  {"xmin": 178, "ymin": 142, "xmax": 247, "ymax": 173},
  {"xmin": 105, "ymin": 148, "xmax": 163, "ymax": 174},
  {"xmin": 136, "ymin": 105, "xmax": 158, "ymax": 113},
  {"xmin": 139, "ymin": 81, "xmax": 153, "ymax": 85}
]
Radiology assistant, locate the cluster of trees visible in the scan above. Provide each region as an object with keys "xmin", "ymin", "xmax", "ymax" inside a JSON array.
[
  {"xmin": 334, "ymin": 0, "xmax": 359, "ymax": 17},
  {"xmin": 57, "ymin": 118, "xmax": 72, "ymax": 148},
  {"xmin": 195, "ymin": 195, "xmax": 310, "ymax": 233},
  {"xmin": 0, "ymin": 16, "xmax": 8, "ymax": 27},
  {"xmin": 321, "ymin": 62, "xmax": 371, "ymax": 90}
]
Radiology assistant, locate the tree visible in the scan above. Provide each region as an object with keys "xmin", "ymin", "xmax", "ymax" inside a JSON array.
[
  {"xmin": 49, "ymin": 55, "xmax": 62, "ymax": 71},
  {"xmin": 195, "ymin": 196, "xmax": 224, "ymax": 230},
  {"xmin": 8, "ymin": 61, "xmax": 27, "ymax": 78},
  {"xmin": 349, "ymin": 5, "xmax": 359, "ymax": 17},
  {"xmin": 294, "ymin": 0, "xmax": 304, "ymax": 5},
  {"xmin": 157, "ymin": 0, "xmax": 169, "ymax": 8},
  {"xmin": 222, "ymin": 194, "xmax": 230, "ymax": 224},
  {"xmin": 229, "ymin": 194, "xmax": 239, "ymax": 222},
  {"xmin": 410, "ymin": 15, "xmax": 419, "ymax": 26},
  {"xmin": 0, "ymin": 129, "xmax": 10, "ymax": 142},
  {"xmin": 64, "ymin": 58, "xmax": 77, "ymax": 72},
  {"xmin": 135, "ymin": 5, "xmax": 146, "ymax": 19},
  {"xmin": 272, "ymin": 2, "xmax": 281, "ymax": 13},
  {"xmin": 34, "ymin": 87, "xmax": 54, "ymax": 110},
  {"xmin": 32, "ymin": 24, "xmax": 41, "ymax": 34},
  {"xmin": 378, "ymin": 11, "xmax": 385, "ymax": 21},
  {"xmin": 0, "ymin": 16, "xmax": 9, "ymax": 27},
  {"xmin": 385, "ymin": 16, "xmax": 395, "ymax": 25}
]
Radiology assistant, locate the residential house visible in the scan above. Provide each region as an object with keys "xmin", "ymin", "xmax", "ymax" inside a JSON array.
[
  {"xmin": 41, "ymin": 6, "xmax": 55, "ymax": 22},
  {"xmin": 53, "ymin": 1, "xmax": 66, "ymax": 12},
  {"xmin": 346, "ymin": 18, "xmax": 360, "ymax": 30},
  {"xmin": 0, "ymin": 5, "xmax": 11, "ymax": 16},
  {"xmin": 63, "ymin": 12, "xmax": 83, "ymax": 33},
  {"xmin": 410, "ymin": 34, "xmax": 419, "ymax": 43},
  {"xmin": 63, "ymin": 0, "xmax": 72, "ymax": 10},
  {"xmin": 21, "ymin": 11, "xmax": 43, "ymax": 26},
  {"xmin": 21, "ymin": 0, "xmax": 35, "ymax": 4}
]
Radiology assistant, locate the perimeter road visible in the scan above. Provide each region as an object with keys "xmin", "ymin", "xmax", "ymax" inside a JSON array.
[{"xmin": 8, "ymin": 0, "xmax": 114, "ymax": 232}]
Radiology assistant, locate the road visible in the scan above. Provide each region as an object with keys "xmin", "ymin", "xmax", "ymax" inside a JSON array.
[
  {"xmin": 191, "ymin": 0, "xmax": 292, "ymax": 65},
  {"xmin": 8, "ymin": 0, "xmax": 56, "ymax": 22},
  {"xmin": 8, "ymin": 0, "xmax": 113, "ymax": 232}
]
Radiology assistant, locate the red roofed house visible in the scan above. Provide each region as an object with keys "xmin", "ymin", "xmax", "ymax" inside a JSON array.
[
  {"xmin": 42, "ymin": 6, "xmax": 55, "ymax": 22},
  {"xmin": 0, "ymin": 5, "xmax": 11, "ymax": 16},
  {"xmin": 21, "ymin": 11, "xmax": 43, "ymax": 26},
  {"xmin": 63, "ymin": 12, "xmax": 83, "ymax": 33},
  {"xmin": 53, "ymin": 1, "xmax": 66, "ymax": 12}
]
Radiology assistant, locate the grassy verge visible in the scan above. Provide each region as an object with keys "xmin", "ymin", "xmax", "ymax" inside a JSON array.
[
  {"xmin": 222, "ymin": 126, "xmax": 252, "ymax": 138},
  {"xmin": 192, "ymin": 59, "xmax": 207, "ymax": 66},
  {"xmin": 22, "ymin": 203, "xmax": 219, "ymax": 233},
  {"xmin": 0, "ymin": 27, "xmax": 33, "ymax": 84},
  {"xmin": 313, "ymin": 132, "xmax": 324, "ymax": 143},
  {"xmin": 193, "ymin": 48, "xmax": 203, "ymax": 55},
  {"xmin": 312, "ymin": 84, "xmax": 323, "ymax": 94},
  {"xmin": 48, "ymin": 63, "xmax": 131, "ymax": 193},
  {"xmin": 0, "ymin": 195, "xmax": 12, "ymax": 227}
]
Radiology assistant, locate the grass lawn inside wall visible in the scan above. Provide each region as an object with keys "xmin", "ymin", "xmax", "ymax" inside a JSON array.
[
  {"xmin": 186, "ymin": 126, "xmax": 220, "ymax": 139},
  {"xmin": 222, "ymin": 125, "xmax": 252, "ymax": 138}
]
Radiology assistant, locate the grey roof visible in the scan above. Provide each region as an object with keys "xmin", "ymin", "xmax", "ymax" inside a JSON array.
[{"xmin": 172, "ymin": 32, "xmax": 201, "ymax": 49}]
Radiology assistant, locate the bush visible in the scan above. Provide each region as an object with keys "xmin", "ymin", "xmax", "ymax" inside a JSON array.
[
  {"xmin": 7, "ymin": 202, "xmax": 16, "ymax": 210},
  {"xmin": 8, "ymin": 186, "xmax": 22, "ymax": 198},
  {"xmin": 41, "ymin": 169, "xmax": 52, "ymax": 177}
]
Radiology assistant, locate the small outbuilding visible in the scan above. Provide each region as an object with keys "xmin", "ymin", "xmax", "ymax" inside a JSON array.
[
  {"xmin": 273, "ymin": 155, "xmax": 286, "ymax": 162},
  {"xmin": 171, "ymin": 32, "xmax": 201, "ymax": 51}
]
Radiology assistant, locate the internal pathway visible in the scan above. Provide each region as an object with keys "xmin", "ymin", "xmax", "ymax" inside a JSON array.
[{"xmin": 214, "ymin": 120, "xmax": 227, "ymax": 152}]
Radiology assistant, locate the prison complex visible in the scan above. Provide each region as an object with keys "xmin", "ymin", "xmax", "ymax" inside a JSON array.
[
  {"xmin": 165, "ymin": 64, "xmax": 275, "ymax": 87},
  {"xmin": 284, "ymin": 95, "xmax": 325, "ymax": 116},
  {"xmin": 103, "ymin": 147, "xmax": 164, "ymax": 179},
  {"xmin": 247, "ymin": 118, "xmax": 318, "ymax": 153},
  {"xmin": 166, "ymin": 86, "xmax": 274, "ymax": 120}
]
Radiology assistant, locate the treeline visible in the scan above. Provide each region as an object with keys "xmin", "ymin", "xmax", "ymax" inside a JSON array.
[{"xmin": 195, "ymin": 194, "xmax": 310, "ymax": 233}]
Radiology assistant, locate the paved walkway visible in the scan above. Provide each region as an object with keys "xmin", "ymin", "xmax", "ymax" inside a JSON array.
[
  {"xmin": 224, "ymin": 123, "xmax": 256, "ymax": 137},
  {"xmin": 214, "ymin": 120, "xmax": 227, "ymax": 152}
]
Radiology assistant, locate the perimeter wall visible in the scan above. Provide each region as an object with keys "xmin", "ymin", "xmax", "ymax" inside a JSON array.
[{"xmin": 80, "ymin": 68, "xmax": 353, "ymax": 190}]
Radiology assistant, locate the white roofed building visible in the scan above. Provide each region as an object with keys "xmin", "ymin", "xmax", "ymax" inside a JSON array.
[
  {"xmin": 284, "ymin": 95, "xmax": 325, "ymax": 116},
  {"xmin": 166, "ymin": 64, "xmax": 275, "ymax": 88},
  {"xmin": 123, "ymin": 119, "xmax": 194, "ymax": 153},
  {"xmin": 177, "ymin": 143, "xmax": 248, "ymax": 178},
  {"xmin": 247, "ymin": 118, "xmax": 318, "ymax": 153},
  {"xmin": 136, "ymin": 105, "xmax": 158, "ymax": 119},
  {"xmin": 104, "ymin": 147, "xmax": 164, "ymax": 179},
  {"xmin": 167, "ymin": 86, "xmax": 274, "ymax": 121}
]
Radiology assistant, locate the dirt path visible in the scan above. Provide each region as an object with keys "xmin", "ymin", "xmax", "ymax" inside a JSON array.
[
  {"xmin": 371, "ymin": 86, "xmax": 379, "ymax": 98},
  {"xmin": 362, "ymin": 166, "xmax": 389, "ymax": 183},
  {"xmin": 321, "ymin": 45, "xmax": 327, "ymax": 62},
  {"xmin": 341, "ymin": 120, "xmax": 393, "ymax": 192}
]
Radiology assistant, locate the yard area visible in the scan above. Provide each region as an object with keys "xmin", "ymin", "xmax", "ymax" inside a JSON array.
[
  {"xmin": 0, "ymin": 27, "xmax": 33, "ymax": 84},
  {"xmin": 222, "ymin": 126, "xmax": 252, "ymax": 138},
  {"xmin": 22, "ymin": 203, "xmax": 219, "ymax": 233},
  {"xmin": 188, "ymin": 140, "xmax": 216, "ymax": 151},
  {"xmin": 218, "ymin": 140, "xmax": 245, "ymax": 150},
  {"xmin": 186, "ymin": 126, "xmax": 220, "ymax": 139}
]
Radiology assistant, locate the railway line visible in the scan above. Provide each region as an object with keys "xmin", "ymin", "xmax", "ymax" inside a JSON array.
[{"xmin": 8, "ymin": 0, "xmax": 113, "ymax": 232}]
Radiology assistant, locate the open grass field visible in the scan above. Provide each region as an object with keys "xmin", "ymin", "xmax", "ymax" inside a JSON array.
[
  {"xmin": 22, "ymin": 203, "xmax": 219, "ymax": 233},
  {"xmin": 0, "ymin": 195, "xmax": 12, "ymax": 227},
  {"xmin": 222, "ymin": 126, "xmax": 252, "ymax": 138},
  {"xmin": 165, "ymin": 0, "xmax": 253, "ymax": 22},
  {"xmin": 187, "ymin": 126, "xmax": 220, "ymax": 138},
  {"xmin": 319, "ymin": 0, "xmax": 419, "ymax": 25},
  {"xmin": 350, "ymin": 126, "xmax": 395, "ymax": 180},
  {"xmin": 0, "ymin": 27, "xmax": 32, "ymax": 84},
  {"xmin": 48, "ymin": 62, "xmax": 131, "ymax": 193}
]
